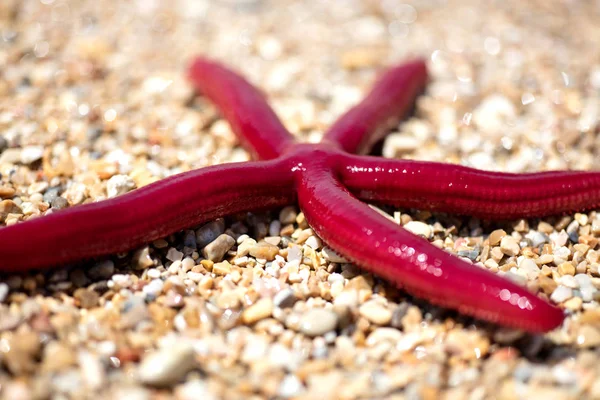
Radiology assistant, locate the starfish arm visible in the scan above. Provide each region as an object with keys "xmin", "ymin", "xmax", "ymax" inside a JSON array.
[
  {"xmin": 339, "ymin": 154, "xmax": 600, "ymax": 220},
  {"xmin": 297, "ymin": 167, "xmax": 564, "ymax": 332},
  {"xmin": 0, "ymin": 160, "xmax": 295, "ymax": 272},
  {"xmin": 323, "ymin": 60, "xmax": 427, "ymax": 155},
  {"xmin": 188, "ymin": 57, "xmax": 295, "ymax": 160}
]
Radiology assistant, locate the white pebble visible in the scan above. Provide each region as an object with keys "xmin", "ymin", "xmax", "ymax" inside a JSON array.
[
  {"xmin": 138, "ymin": 343, "xmax": 196, "ymax": 386},
  {"xmin": 550, "ymin": 286, "xmax": 573, "ymax": 303},
  {"xmin": 166, "ymin": 248, "xmax": 184, "ymax": 262},
  {"xmin": 106, "ymin": 175, "xmax": 136, "ymax": 198},
  {"xmin": 403, "ymin": 221, "xmax": 432, "ymax": 238}
]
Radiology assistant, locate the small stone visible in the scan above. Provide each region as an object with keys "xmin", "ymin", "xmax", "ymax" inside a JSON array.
[
  {"xmin": 273, "ymin": 288, "xmax": 298, "ymax": 308},
  {"xmin": 538, "ymin": 221, "xmax": 554, "ymax": 234},
  {"xmin": 550, "ymin": 286, "xmax": 573, "ymax": 303},
  {"xmin": 577, "ymin": 326, "xmax": 600, "ymax": 348},
  {"xmin": 488, "ymin": 229, "xmax": 506, "ymax": 246},
  {"xmin": 138, "ymin": 343, "xmax": 196, "ymax": 387},
  {"xmin": 564, "ymin": 296, "xmax": 582, "ymax": 311},
  {"xmin": 334, "ymin": 290, "xmax": 358, "ymax": 308},
  {"xmin": 88, "ymin": 260, "xmax": 115, "ymax": 280},
  {"xmin": 298, "ymin": 308, "xmax": 338, "ymax": 336},
  {"xmin": 287, "ymin": 245, "xmax": 303, "ymax": 262},
  {"xmin": 42, "ymin": 342, "xmax": 76, "ymax": 372},
  {"xmin": 242, "ymin": 298, "xmax": 274, "ymax": 324},
  {"xmin": 133, "ymin": 247, "xmax": 154, "ymax": 270},
  {"xmin": 278, "ymin": 374, "xmax": 305, "ymax": 398},
  {"xmin": 106, "ymin": 175, "xmax": 136, "ymax": 198},
  {"xmin": 279, "ymin": 206, "xmax": 297, "ymax": 224},
  {"xmin": 237, "ymin": 238, "xmax": 257, "ymax": 257},
  {"xmin": 176, "ymin": 380, "xmax": 218, "ymax": 400},
  {"xmin": 143, "ymin": 279, "xmax": 164, "ymax": 297},
  {"xmin": 500, "ymin": 236, "xmax": 520, "ymax": 256},
  {"xmin": 403, "ymin": 221, "xmax": 432, "ymax": 238},
  {"xmin": 0, "ymin": 199, "xmax": 22, "ymax": 221},
  {"xmin": 79, "ymin": 351, "xmax": 105, "ymax": 390},
  {"xmin": 249, "ymin": 241, "xmax": 279, "ymax": 261},
  {"xmin": 202, "ymin": 234, "xmax": 235, "ymax": 262},
  {"xmin": 518, "ymin": 258, "xmax": 539, "ymax": 279},
  {"xmin": 322, "ymin": 247, "xmax": 348, "ymax": 263},
  {"xmin": 305, "ymin": 235, "xmax": 322, "ymax": 250},
  {"xmin": 0, "ymin": 185, "xmax": 16, "ymax": 199},
  {"xmin": 51, "ymin": 196, "xmax": 69, "ymax": 210},
  {"xmin": 212, "ymin": 260, "xmax": 232, "ymax": 276},
  {"xmin": 74, "ymin": 288, "xmax": 100, "ymax": 308},
  {"xmin": 538, "ymin": 275, "xmax": 557, "ymax": 295},
  {"xmin": 559, "ymin": 275, "xmax": 579, "ymax": 289},
  {"xmin": 166, "ymin": 248, "xmax": 184, "ymax": 263},
  {"xmin": 20, "ymin": 146, "xmax": 44, "ymax": 164},
  {"xmin": 558, "ymin": 262, "xmax": 575, "ymax": 276},
  {"xmin": 0, "ymin": 283, "xmax": 8, "ymax": 302},
  {"xmin": 359, "ymin": 300, "xmax": 393, "ymax": 325},
  {"xmin": 195, "ymin": 219, "xmax": 225, "ymax": 248},
  {"xmin": 526, "ymin": 231, "xmax": 549, "ymax": 247}
]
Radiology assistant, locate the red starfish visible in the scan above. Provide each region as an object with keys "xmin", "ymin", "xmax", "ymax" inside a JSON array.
[{"xmin": 3, "ymin": 57, "xmax": 598, "ymax": 333}]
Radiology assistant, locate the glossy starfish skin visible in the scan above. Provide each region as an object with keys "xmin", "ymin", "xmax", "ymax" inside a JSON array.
[{"xmin": 4, "ymin": 57, "xmax": 598, "ymax": 333}]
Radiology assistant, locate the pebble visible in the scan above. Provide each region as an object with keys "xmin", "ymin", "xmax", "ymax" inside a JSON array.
[
  {"xmin": 273, "ymin": 288, "xmax": 298, "ymax": 308},
  {"xmin": 74, "ymin": 288, "xmax": 100, "ymax": 308},
  {"xmin": 359, "ymin": 300, "xmax": 393, "ymax": 325},
  {"xmin": 138, "ymin": 343, "xmax": 196, "ymax": 387},
  {"xmin": 202, "ymin": 234, "xmax": 235, "ymax": 262},
  {"xmin": 51, "ymin": 196, "xmax": 69, "ymax": 210},
  {"xmin": 143, "ymin": 279, "xmax": 164, "ymax": 297},
  {"xmin": 212, "ymin": 260, "xmax": 232, "ymax": 276},
  {"xmin": 403, "ymin": 221, "xmax": 432, "ymax": 238},
  {"xmin": 0, "ymin": 199, "xmax": 22, "ymax": 221},
  {"xmin": 550, "ymin": 286, "xmax": 573, "ymax": 303},
  {"xmin": 500, "ymin": 236, "xmax": 520, "ymax": 256},
  {"xmin": 279, "ymin": 206, "xmax": 297, "ymax": 224},
  {"xmin": 166, "ymin": 248, "xmax": 184, "ymax": 263},
  {"xmin": 107, "ymin": 175, "xmax": 136, "ymax": 198},
  {"xmin": 559, "ymin": 275, "xmax": 579, "ymax": 289},
  {"xmin": 88, "ymin": 260, "xmax": 115, "ymax": 280},
  {"xmin": 305, "ymin": 235, "xmax": 322, "ymax": 250},
  {"xmin": 488, "ymin": 229, "xmax": 506, "ymax": 246},
  {"xmin": 249, "ymin": 241, "xmax": 280, "ymax": 261},
  {"xmin": 176, "ymin": 380, "xmax": 218, "ymax": 400},
  {"xmin": 278, "ymin": 374, "xmax": 305, "ymax": 398},
  {"xmin": 298, "ymin": 308, "xmax": 338, "ymax": 336},
  {"xmin": 242, "ymin": 298, "xmax": 274, "ymax": 324},
  {"xmin": 237, "ymin": 238, "xmax": 257, "ymax": 256},
  {"xmin": 79, "ymin": 351, "xmax": 105, "ymax": 390},
  {"xmin": 0, "ymin": 282, "xmax": 8, "ymax": 302},
  {"xmin": 195, "ymin": 219, "xmax": 225, "ymax": 248},
  {"xmin": 20, "ymin": 145, "xmax": 44, "ymax": 164},
  {"xmin": 322, "ymin": 246, "xmax": 348, "ymax": 263},
  {"xmin": 577, "ymin": 325, "xmax": 600, "ymax": 348},
  {"xmin": 518, "ymin": 258, "xmax": 540, "ymax": 279},
  {"xmin": 526, "ymin": 231, "xmax": 549, "ymax": 247}
]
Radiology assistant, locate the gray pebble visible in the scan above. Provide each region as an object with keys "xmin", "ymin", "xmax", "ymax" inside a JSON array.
[
  {"xmin": 202, "ymin": 234, "xmax": 235, "ymax": 262},
  {"xmin": 88, "ymin": 260, "xmax": 115, "ymax": 280},
  {"xmin": 196, "ymin": 219, "xmax": 225, "ymax": 248},
  {"xmin": 273, "ymin": 288, "xmax": 298, "ymax": 309},
  {"xmin": 43, "ymin": 186, "xmax": 61, "ymax": 203},
  {"xmin": 526, "ymin": 231, "xmax": 549, "ymax": 248},
  {"xmin": 299, "ymin": 308, "xmax": 338, "ymax": 337},
  {"xmin": 51, "ymin": 197, "xmax": 69, "ymax": 210}
]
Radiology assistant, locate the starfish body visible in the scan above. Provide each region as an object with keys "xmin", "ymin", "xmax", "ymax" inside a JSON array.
[{"xmin": 3, "ymin": 57, "xmax": 598, "ymax": 333}]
